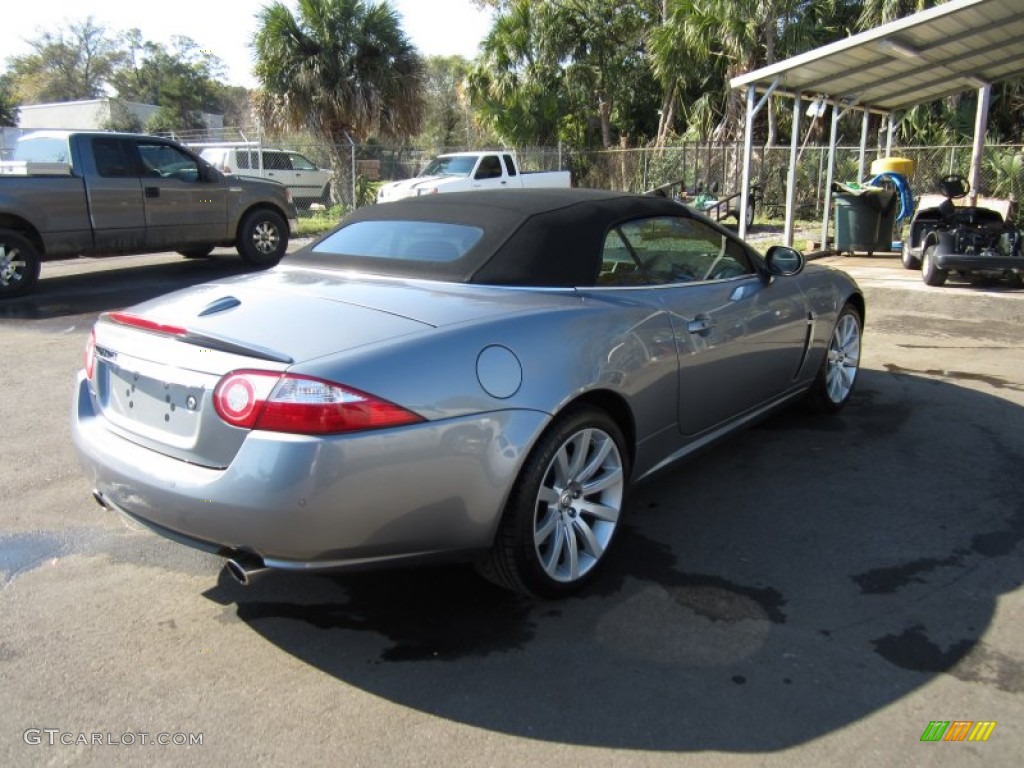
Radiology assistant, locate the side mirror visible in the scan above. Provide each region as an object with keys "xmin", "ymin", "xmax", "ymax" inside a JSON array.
[{"xmin": 764, "ymin": 245, "xmax": 805, "ymax": 276}]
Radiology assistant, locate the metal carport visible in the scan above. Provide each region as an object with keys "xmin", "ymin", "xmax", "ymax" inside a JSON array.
[{"xmin": 729, "ymin": 0, "xmax": 1024, "ymax": 249}]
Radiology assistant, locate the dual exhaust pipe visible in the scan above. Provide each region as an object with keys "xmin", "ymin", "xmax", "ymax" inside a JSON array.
[
  {"xmin": 92, "ymin": 488, "xmax": 268, "ymax": 587},
  {"xmin": 223, "ymin": 554, "xmax": 269, "ymax": 586}
]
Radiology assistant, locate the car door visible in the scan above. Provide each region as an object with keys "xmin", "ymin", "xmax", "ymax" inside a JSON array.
[
  {"xmin": 85, "ymin": 137, "xmax": 147, "ymax": 253},
  {"xmin": 616, "ymin": 215, "xmax": 810, "ymax": 436},
  {"xmin": 258, "ymin": 150, "xmax": 293, "ymax": 192},
  {"xmin": 471, "ymin": 155, "xmax": 508, "ymax": 190},
  {"xmin": 135, "ymin": 140, "xmax": 229, "ymax": 249},
  {"xmin": 286, "ymin": 152, "xmax": 329, "ymax": 200}
]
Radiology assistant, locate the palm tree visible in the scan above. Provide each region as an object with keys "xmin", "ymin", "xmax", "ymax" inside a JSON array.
[
  {"xmin": 857, "ymin": 0, "xmax": 935, "ymax": 29},
  {"xmin": 252, "ymin": 0, "xmax": 425, "ymax": 203},
  {"xmin": 650, "ymin": 1, "xmax": 853, "ymax": 146},
  {"xmin": 467, "ymin": 0, "xmax": 566, "ymax": 146}
]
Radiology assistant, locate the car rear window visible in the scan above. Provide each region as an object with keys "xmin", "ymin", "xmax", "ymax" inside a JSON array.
[{"xmin": 311, "ymin": 221, "xmax": 483, "ymax": 263}]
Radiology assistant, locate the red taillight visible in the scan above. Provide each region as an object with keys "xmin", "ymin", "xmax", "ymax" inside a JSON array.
[
  {"xmin": 84, "ymin": 329, "xmax": 96, "ymax": 380},
  {"xmin": 213, "ymin": 370, "xmax": 423, "ymax": 435},
  {"xmin": 104, "ymin": 311, "xmax": 187, "ymax": 336}
]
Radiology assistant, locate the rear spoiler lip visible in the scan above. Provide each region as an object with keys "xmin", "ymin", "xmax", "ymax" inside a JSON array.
[{"xmin": 98, "ymin": 311, "xmax": 294, "ymax": 365}]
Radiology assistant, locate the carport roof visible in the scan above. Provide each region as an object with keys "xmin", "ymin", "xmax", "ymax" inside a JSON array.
[{"xmin": 730, "ymin": 0, "xmax": 1024, "ymax": 113}]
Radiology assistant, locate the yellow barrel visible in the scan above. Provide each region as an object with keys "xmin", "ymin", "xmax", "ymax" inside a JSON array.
[{"xmin": 871, "ymin": 157, "xmax": 915, "ymax": 176}]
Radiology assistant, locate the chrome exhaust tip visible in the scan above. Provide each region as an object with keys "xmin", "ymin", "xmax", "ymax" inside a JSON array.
[{"xmin": 224, "ymin": 555, "xmax": 270, "ymax": 586}]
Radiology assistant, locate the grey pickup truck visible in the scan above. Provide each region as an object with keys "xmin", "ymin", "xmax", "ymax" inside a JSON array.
[{"xmin": 0, "ymin": 130, "xmax": 299, "ymax": 298}]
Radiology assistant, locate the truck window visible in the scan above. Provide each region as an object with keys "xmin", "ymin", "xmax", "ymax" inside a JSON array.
[
  {"xmin": 264, "ymin": 152, "xmax": 292, "ymax": 171},
  {"xmin": 137, "ymin": 142, "xmax": 201, "ymax": 183},
  {"xmin": 92, "ymin": 138, "xmax": 136, "ymax": 178},
  {"xmin": 475, "ymin": 156, "xmax": 503, "ymax": 180},
  {"xmin": 502, "ymin": 155, "xmax": 517, "ymax": 177},
  {"xmin": 420, "ymin": 155, "xmax": 476, "ymax": 177},
  {"xmin": 15, "ymin": 136, "xmax": 72, "ymax": 165},
  {"xmin": 289, "ymin": 153, "xmax": 318, "ymax": 171}
]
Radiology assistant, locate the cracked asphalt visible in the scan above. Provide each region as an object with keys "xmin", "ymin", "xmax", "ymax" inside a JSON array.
[{"xmin": 1, "ymin": 251, "xmax": 1022, "ymax": 766}]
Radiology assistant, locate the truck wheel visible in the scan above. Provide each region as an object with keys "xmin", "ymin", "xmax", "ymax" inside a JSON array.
[
  {"xmin": 237, "ymin": 209, "xmax": 287, "ymax": 267},
  {"xmin": 921, "ymin": 245, "xmax": 947, "ymax": 287},
  {"xmin": 0, "ymin": 230, "xmax": 42, "ymax": 299},
  {"xmin": 178, "ymin": 246, "xmax": 215, "ymax": 259}
]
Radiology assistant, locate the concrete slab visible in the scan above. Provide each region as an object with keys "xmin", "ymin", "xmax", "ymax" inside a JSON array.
[{"xmin": 814, "ymin": 254, "xmax": 1024, "ymax": 323}]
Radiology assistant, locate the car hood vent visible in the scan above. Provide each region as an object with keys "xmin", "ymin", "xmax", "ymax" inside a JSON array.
[{"xmin": 198, "ymin": 296, "xmax": 241, "ymax": 317}]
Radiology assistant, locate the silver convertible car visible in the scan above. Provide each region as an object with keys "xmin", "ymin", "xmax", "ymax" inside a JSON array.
[{"xmin": 73, "ymin": 189, "xmax": 863, "ymax": 597}]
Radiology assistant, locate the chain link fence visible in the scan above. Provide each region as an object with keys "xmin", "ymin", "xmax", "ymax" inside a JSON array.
[
  {"xmin": 4, "ymin": 125, "xmax": 1021, "ymax": 224},
  {"xmin": 349, "ymin": 138, "xmax": 1024, "ymax": 225}
]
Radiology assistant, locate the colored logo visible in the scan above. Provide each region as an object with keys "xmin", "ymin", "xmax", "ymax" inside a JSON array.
[{"xmin": 920, "ymin": 721, "xmax": 997, "ymax": 742}]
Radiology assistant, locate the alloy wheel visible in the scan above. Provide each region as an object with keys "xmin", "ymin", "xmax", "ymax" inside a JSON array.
[
  {"xmin": 825, "ymin": 311, "xmax": 861, "ymax": 405},
  {"xmin": 532, "ymin": 427, "xmax": 625, "ymax": 583}
]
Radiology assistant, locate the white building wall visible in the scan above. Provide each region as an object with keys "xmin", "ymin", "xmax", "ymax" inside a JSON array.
[{"xmin": 16, "ymin": 99, "xmax": 222, "ymax": 132}]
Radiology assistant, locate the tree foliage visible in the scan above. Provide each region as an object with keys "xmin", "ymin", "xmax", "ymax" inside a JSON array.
[
  {"xmin": 252, "ymin": 0, "xmax": 424, "ymax": 143},
  {"xmin": 0, "ymin": 74, "xmax": 18, "ymax": 127},
  {"xmin": 5, "ymin": 17, "xmax": 124, "ymax": 104},
  {"xmin": 418, "ymin": 56, "xmax": 494, "ymax": 149},
  {"xmin": 2, "ymin": 18, "xmax": 240, "ymax": 133},
  {"xmin": 113, "ymin": 33, "xmax": 230, "ymax": 132},
  {"xmin": 469, "ymin": 0, "xmax": 659, "ymax": 149}
]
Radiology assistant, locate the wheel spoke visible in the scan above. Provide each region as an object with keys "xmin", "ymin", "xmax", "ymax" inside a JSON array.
[
  {"xmin": 534, "ymin": 509, "xmax": 558, "ymax": 547},
  {"xmin": 572, "ymin": 517, "xmax": 603, "ymax": 560},
  {"xmin": 563, "ymin": 522, "xmax": 580, "ymax": 580},
  {"xmin": 580, "ymin": 466, "xmax": 623, "ymax": 496},
  {"xmin": 566, "ymin": 430, "xmax": 590, "ymax": 478},
  {"xmin": 577, "ymin": 435, "xmax": 613, "ymax": 484},
  {"xmin": 553, "ymin": 445, "xmax": 571, "ymax": 486},
  {"xmin": 577, "ymin": 498, "xmax": 620, "ymax": 523},
  {"xmin": 542, "ymin": 522, "xmax": 566, "ymax": 576},
  {"xmin": 537, "ymin": 485, "xmax": 560, "ymax": 505}
]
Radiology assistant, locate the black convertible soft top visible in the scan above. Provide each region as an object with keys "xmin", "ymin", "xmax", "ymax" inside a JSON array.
[{"xmin": 290, "ymin": 188, "xmax": 704, "ymax": 287}]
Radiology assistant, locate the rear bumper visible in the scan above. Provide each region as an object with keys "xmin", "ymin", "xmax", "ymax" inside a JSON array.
[
  {"xmin": 934, "ymin": 251, "xmax": 1023, "ymax": 273},
  {"xmin": 71, "ymin": 372, "xmax": 549, "ymax": 568}
]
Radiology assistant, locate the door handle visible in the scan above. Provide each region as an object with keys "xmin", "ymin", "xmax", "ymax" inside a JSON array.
[
  {"xmin": 144, "ymin": 187, "xmax": 159, "ymax": 198},
  {"xmin": 687, "ymin": 315, "xmax": 714, "ymax": 334}
]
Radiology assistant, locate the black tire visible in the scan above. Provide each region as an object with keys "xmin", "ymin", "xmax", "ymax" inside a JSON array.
[
  {"xmin": 476, "ymin": 405, "xmax": 630, "ymax": 598},
  {"xmin": 0, "ymin": 229, "xmax": 42, "ymax": 299},
  {"xmin": 921, "ymin": 244, "xmax": 947, "ymax": 286},
  {"xmin": 178, "ymin": 246, "xmax": 215, "ymax": 259},
  {"xmin": 900, "ymin": 245, "xmax": 921, "ymax": 270},
  {"xmin": 237, "ymin": 209, "xmax": 288, "ymax": 267},
  {"xmin": 806, "ymin": 302, "xmax": 862, "ymax": 413}
]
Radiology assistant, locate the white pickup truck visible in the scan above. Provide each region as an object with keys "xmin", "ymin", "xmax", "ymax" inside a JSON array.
[{"xmin": 377, "ymin": 151, "xmax": 571, "ymax": 203}]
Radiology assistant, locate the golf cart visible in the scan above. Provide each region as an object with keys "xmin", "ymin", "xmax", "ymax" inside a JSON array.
[{"xmin": 901, "ymin": 174, "xmax": 1022, "ymax": 287}]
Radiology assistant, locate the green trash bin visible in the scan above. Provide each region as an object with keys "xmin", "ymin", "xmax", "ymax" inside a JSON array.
[
  {"xmin": 834, "ymin": 187, "xmax": 897, "ymax": 253},
  {"xmin": 875, "ymin": 188, "xmax": 900, "ymax": 252}
]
